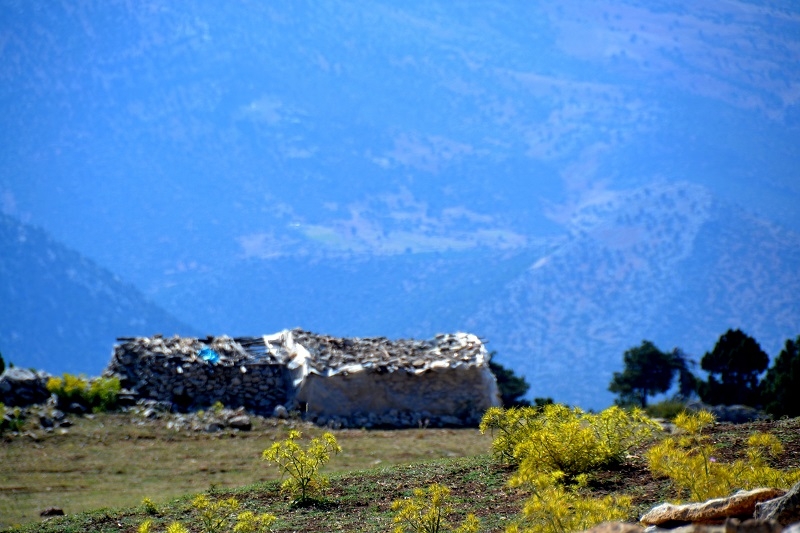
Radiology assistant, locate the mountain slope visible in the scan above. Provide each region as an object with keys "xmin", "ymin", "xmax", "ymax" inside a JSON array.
[
  {"xmin": 468, "ymin": 182, "xmax": 800, "ymax": 408},
  {"xmin": 0, "ymin": 214, "xmax": 197, "ymax": 374}
]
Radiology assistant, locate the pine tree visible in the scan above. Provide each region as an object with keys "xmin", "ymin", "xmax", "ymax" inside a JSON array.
[
  {"xmin": 699, "ymin": 329, "xmax": 768, "ymax": 407},
  {"xmin": 609, "ymin": 340, "xmax": 676, "ymax": 408},
  {"xmin": 761, "ymin": 336, "xmax": 800, "ymax": 418},
  {"xmin": 488, "ymin": 353, "xmax": 532, "ymax": 407}
]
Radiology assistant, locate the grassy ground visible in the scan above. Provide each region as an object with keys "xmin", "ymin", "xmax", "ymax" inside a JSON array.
[
  {"xmin": 2, "ymin": 415, "xmax": 799, "ymax": 533},
  {"xmin": 0, "ymin": 412, "xmax": 492, "ymax": 529}
]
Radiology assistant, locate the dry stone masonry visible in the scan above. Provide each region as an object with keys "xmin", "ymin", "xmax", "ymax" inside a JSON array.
[
  {"xmin": 105, "ymin": 328, "xmax": 501, "ymax": 428},
  {"xmin": 107, "ymin": 334, "xmax": 290, "ymax": 415}
]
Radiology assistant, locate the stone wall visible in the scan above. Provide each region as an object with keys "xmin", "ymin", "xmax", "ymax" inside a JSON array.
[
  {"xmin": 106, "ymin": 335, "xmax": 290, "ymax": 414},
  {"xmin": 105, "ymin": 329, "xmax": 501, "ymax": 427},
  {"xmin": 0, "ymin": 368, "xmax": 52, "ymax": 407}
]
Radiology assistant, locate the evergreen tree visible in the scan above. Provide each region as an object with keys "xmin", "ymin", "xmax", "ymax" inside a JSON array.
[
  {"xmin": 0, "ymin": 350, "xmax": 4, "ymax": 375},
  {"xmin": 761, "ymin": 336, "xmax": 800, "ymax": 418},
  {"xmin": 487, "ymin": 353, "xmax": 531, "ymax": 407},
  {"xmin": 609, "ymin": 340, "xmax": 677, "ymax": 408},
  {"xmin": 671, "ymin": 347, "xmax": 699, "ymax": 400},
  {"xmin": 699, "ymin": 328, "xmax": 768, "ymax": 407}
]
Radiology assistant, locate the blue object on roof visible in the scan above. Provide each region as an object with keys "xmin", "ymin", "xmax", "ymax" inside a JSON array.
[{"xmin": 199, "ymin": 347, "xmax": 220, "ymax": 364}]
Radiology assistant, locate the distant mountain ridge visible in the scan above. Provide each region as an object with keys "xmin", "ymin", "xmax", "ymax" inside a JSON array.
[
  {"xmin": 468, "ymin": 182, "xmax": 800, "ymax": 407},
  {"xmin": 0, "ymin": 213, "xmax": 197, "ymax": 374}
]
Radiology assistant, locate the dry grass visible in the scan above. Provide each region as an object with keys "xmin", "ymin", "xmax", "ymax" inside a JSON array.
[
  {"xmin": 0, "ymin": 412, "xmax": 491, "ymax": 529},
  {"xmin": 3, "ymin": 414, "xmax": 799, "ymax": 533}
]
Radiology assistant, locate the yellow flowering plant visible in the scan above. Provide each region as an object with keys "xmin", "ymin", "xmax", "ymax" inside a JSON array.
[
  {"xmin": 262, "ymin": 430, "xmax": 342, "ymax": 503},
  {"xmin": 391, "ymin": 483, "xmax": 480, "ymax": 533},
  {"xmin": 647, "ymin": 410, "xmax": 800, "ymax": 501}
]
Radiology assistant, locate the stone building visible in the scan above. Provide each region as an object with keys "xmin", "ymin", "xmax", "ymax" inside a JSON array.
[{"xmin": 105, "ymin": 329, "xmax": 501, "ymax": 428}]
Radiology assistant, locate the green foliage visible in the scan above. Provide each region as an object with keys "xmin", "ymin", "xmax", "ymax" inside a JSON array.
[
  {"xmin": 46, "ymin": 374, "xmax": 87, "ymax": 404},
  {"xmin": 506, "ymin": 472, "xmax": 632, "ymax": 533},
  {"xmin": 138, "ymin": 495, "xmax": 275, "ymax": 533},
  {"xmin": 699, "ymin": 329, "xmax": 768, "ymax": 406},
  {"xmin": 232, "ymin": 511, "xmax": 278, "ymax": 533},
  {"xmin": 647, "ymin": 410, "xmax": 800, "ymax": 502},
  {"xmin": 46, "ymin": 373, "xmax": 121, "ymax": 412},
  {"xmin": 87, "ymin": 375, "xmax": 122, "ymax": 412},
  {"xmin": 262, "ymin": 429, "xmax": 342, "ymax": 503},
  {"xmin": 482, "ymin": 405, "xmax": 657, "ymax": 533},
  {"xmin": 533, "ymin": 397, "xmax": 555, "ymax": 408},
  {"xmin": 142, "ymin": 497, "xmax": 159, "ymax": 515},
  {"xmin": 391, "ymin": 483, "xmax": 480, "ymax": 533},
  {"xmin": 761, "ymin": 336, "xmax": 800, "ymax": 418},
  {"xmin": 193, "ymin": 494, "xmax": 241, "ymax": 533},
  {"xmin": 480, "ymin": 404, "xmax": 659, "ymax": 475},
  {"xmin": 138, "ymin": 518, "xmax": 184, "ymax": 532},
  {"xmin": 0, "ymin": 403, "xmax": 26, "ymax": 433},
  {"xmin": 644, "ymin": 399, "xmax": 688, "ymax": 420},
  {"xmin": 609, "ymin": 341, "xmax": 687, "ymax": 408},
  {"xmin": 211, "ymin": 401, "xmax": 226, "ymax": 415},
  {"xmin": 480, "ymin": 405, "xmax": 536, "ymax": 464},
  {"xmin": 488, "ymin": 353, "xmax": 532, "ymax": 407}
]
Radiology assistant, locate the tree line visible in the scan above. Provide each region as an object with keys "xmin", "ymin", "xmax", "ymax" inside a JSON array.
[{"xmin": 608, "ymin": 328, "xmax": 800, "ymax": 417}]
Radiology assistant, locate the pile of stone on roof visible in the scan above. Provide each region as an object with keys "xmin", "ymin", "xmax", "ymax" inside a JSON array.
[
  {"xmin": 111, "ymin": 334, "xmax": 281, "ymax": 368},
  {"xmin": 280, "ymin": 329, "xmax": 487, "ymax": 375}
]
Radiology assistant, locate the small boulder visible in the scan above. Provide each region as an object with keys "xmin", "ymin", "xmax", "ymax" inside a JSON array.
[
  {"xmin": 582, "ymin": 521, "xmax": 644, "ymax": 533},
  {"xmin": 272, "ymin": 405, "xmax": 289, "ymax": 419},
  {"xmin": 0, "ymin": 368, "xmax": 52, "ymax": 407},
  {"xmin": 641, "ymin": 488, "xmax": 786, "ymax": 527},
  {"xmin": 40, "ymin": 507, "xmax": 64, "ymax": 517},
  {"xmin": 684, "ymin": 402, "xmax": 769, "ymax": 424},
  {"xmin": 755, "ymin": 481, "xmax": 800, "ymax": 526},
  {"xmin": 783, "ymin": 522, "xmax": 800, "ymax": 533},
  {"xmin": 228, "ymin": 415, "xmax": 252, "ymax": 431},
  {"xmin": 648, "ymin": 518, "xmax": 784, "ymax": 533}
]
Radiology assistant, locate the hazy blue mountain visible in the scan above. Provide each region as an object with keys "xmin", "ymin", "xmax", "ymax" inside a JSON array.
[
  {"xmin": 468, "ymin": 182, "xmax": 800, "ymax": 407},
  {"xmin": 0, "ymin": 214, "xmax": 197, "ymax": 375},
  {"xmin": 1, "ymin": 2, "xmax": 798, "ymax": 407}
]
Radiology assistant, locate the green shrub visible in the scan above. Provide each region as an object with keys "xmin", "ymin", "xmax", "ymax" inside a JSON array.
[
  {"xmin": 480, "ymin": 404, "xmax": 659, "ymax": 476},
  {"xmin": 46, "ymin": 373, "xmax": 88, "ymax": 405},
  {"xmin": 391, "ymin": 483, "xmax": 479, "ymax": 533},
  {"xmin": 647, "ymin": 410, "xmax": 800, "ymax": 501},
  {"xmin": 481, "ymin": 404, "xmax": 658, "ymax": 533},
  {"xmin": 46, "ymin": 373, "xmax": 121, "ymax": 412},
  {"xmin": 479, "ymin": 405, "xmax": 537, "ymax": 464},
  {"xmin": 138, "ymin": 495, "xmax": 275, "ymax": 533},
  {"xmin": 645, "ymin": 399, "xmax": 688, "ymax": 420},
  {"xmin": 141, "ymin": 497, "xmax": 159, "ymax": 515},
  {"xmin": 87, "ymin": 376, "xmax": 122, "ymax": 411},
  {"xmin": 0, "ymin": 403, "xmax": 26, "ymax": 433},
  {"xmin": 262, "ymin": 430, "xmax": 341, "ymax": 504},
  {"xmin": 506, "ymin": 472, "xmax": 632, "ymax": 533},
  {"xmin": 192, "ymin": 494, "xmax": 242, "ymax": 533}
]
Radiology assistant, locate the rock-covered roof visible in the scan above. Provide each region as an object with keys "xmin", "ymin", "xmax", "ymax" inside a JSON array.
[
  {"xmin": 113, "ymin": 334, "xmax": 262, "ymax": 366},
  {"xmin": 274, "ymin": 329, "xmax": 488, "ymax": 376},
  {"xmin": 112, "ymin": 329, "xmax": 489, "ymax": 376}
]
